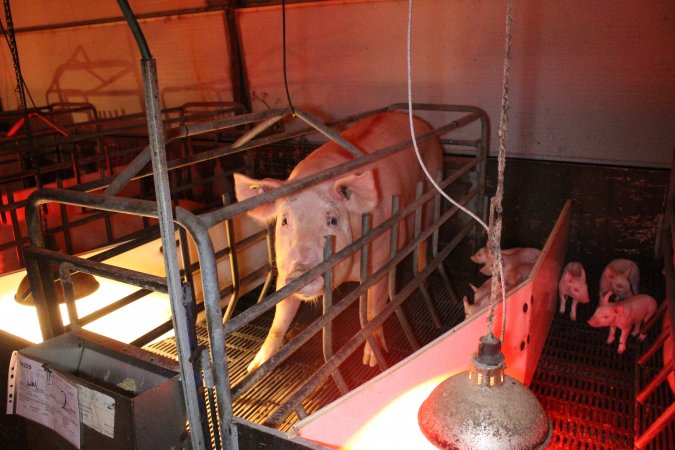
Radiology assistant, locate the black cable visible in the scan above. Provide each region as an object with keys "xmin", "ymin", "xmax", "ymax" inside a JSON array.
[
  {"xmin": 116, "ymin": 0, "xmax": 152, "ymax": 60},
  {"xmin": 281, "ymin": 0, "xmax": 295, "ymax": 115}
]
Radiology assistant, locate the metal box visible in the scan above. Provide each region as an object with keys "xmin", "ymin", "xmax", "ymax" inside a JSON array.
[{"xmin": 17, "ymin": 329, "xmax": 188, "ymax": 450}]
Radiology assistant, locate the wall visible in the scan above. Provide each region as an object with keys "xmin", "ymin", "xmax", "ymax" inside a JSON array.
[
  {"xmin": 0, "ymin": 0, "xmax": 234, "ymax": 118},
  {"xmin": 0, "ymin": 0, "xmax": 673, "ymax": 165},
  {"xmin": 237, "ymin": 0, "xmax": 674, "ymax": 167}
]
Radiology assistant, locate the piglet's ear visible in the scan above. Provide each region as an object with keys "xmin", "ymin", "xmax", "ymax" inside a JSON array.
[
  {"xmin": 580, "ymin": 267, "xmax": 587, "ymax": 281},
  {"xmin": 601, "ymin": 290, "xmax": 613, "ymax": 304},
  {"xmin": 330, "ymin": 170, "xmax": 378, "ymax": 214},
  {"xmin": 614, "ymin": 305, "xmax": 624, "ymax": 316},
  {"xmin": 233, "ymin": 173, "xmax": 283, "ymax": 222}
]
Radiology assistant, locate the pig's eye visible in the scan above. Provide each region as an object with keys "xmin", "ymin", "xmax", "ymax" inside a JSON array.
[
  {"xmin": 327, "ymin": 216, "xmax": 338, "ymax": 226},
  {"xmin": 280, "ymin": 217, "xmax": 288, "ymax": 226}
]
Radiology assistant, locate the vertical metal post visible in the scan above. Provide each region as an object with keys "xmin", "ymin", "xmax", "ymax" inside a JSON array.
[
  {"xmin": 358, "ymin": 213, "xmax": 390, "ymax": 369},
  {"xmin": 388, "ymin": 196, "xmax": 419, "ymax": 354},
  {"xmin": 433, "ymin": 169, "xmax": 458, "ymax": 303},
  {"xmin": 413, "ymin": 181, "xmax": 441, "ymax": 328},
  {"xmin": 322, "ymin": 235, "xmax": 349, "ymax": 394},
  {"xmin": 116, "ymin": 1, "xmax": 213, "ymax": 447},
  {"xmin": 257, "ymin": 221, "xmax": 276, "ymax": 304},
  {"xmin": 140, "ymin": 56, "xmax": 211, "ymax": 450}
]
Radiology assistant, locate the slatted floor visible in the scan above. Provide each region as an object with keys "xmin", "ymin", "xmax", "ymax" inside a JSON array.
[
  {"xmin": 530, "ymin": 302, "xmax": 674, "ymax": 449},
  {"xmin": 145, "ymin": 270, "xmax": 467, "ymax": 432},
  {"xmin": 145, "ymin": 271, "xmax": 674, "ymax": 447}
]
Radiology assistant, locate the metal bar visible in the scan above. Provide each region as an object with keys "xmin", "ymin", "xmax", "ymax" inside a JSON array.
[
  {"xmin": 224, "ymin": 158, "xmax": 479, "ymax": 336},
  {"xmin": 641, "ymin": 298, "xmax": 668, "ymax": 336},
  {"xmin": 636, "ymin": 360, "xmax": 674, "ymax": 404},
  {"xmin": 257, "ymin": 222, "xmax": 276, "ymax": 304},
  {"xmin": 321, "ymin": 235, "xmax": 349, "ymax": 394},
  {"xmin": 115, "ymin": 2, "xmax": 211, "ymax": 446},
  {"xmin": 102, "ymin": 108, "xmax": 288, "ymax": 196},
  {"xmin": 58, "ymin": 264, "xmax": 79, "ymax": 329},
  {"xmin": 637, "ymin": 328, "xmax": 670, "ymax": 366},
  {"xmin": 293, "ymin": 109, "xmax": 364, "ymax": 157},
  {"xmin": 432, "ymin": 169, "xmax": 457, "ymax": 302},
  {"xmin": 634, "ymin": 402, "xmax": 675, "ymax": 449},
  {"xmin": 222, "ymin": 215, "xmax": 240, "ymax": 322},
  {"xmin": 359, "ymin": 212, "xmax": 389, "ymax": 369},
  {"xmin": 264, "ymin": 219, "xmax": 476, "ymax": 427},
  {"xmin": 231, "ymin": 187, "xmax": 477, "ymax": 400},
  {"xmin": 71, "ymin": 289, "xmax": 152, "ymax": 328},
  {"xmin": 389, "ymin": 196, "xmax": 419, "ymax": 354},
  {"xmin": 203, "ymin": 111, "xmax": 482, "ymax": 226},
  {"xmin": 413, "ymin": 181, "xmax": 441, "ymax": 328},
  {"xmin": 23, "ymin": 246, "xmax": 168, "ymax": 293}
]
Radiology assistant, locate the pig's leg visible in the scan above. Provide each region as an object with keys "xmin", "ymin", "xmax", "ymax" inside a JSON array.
[
  {"xmin": 607, "ymin": 326, "xmax": 617, "ymax": 344},
  {"xmin": 617, "ymin": 327, "xmax": 629, "ymax": 354},
  {"xmin": 363, "ymin": 279, "xmax": 389, "ymax": 367},
  {"xmin": 631, "ymin": 322, "xmax": 641, "ymax": 336},
  {"xmin": 247, "ymin": 295, "xmax": 301, "ymax": 372},
  {"xmin": 570, "ymin": 299, "xmax": 578, "ymax": 321},
  {"xmin": 559, "ymin": 293, "xmax": 567, "ymax": 315}
]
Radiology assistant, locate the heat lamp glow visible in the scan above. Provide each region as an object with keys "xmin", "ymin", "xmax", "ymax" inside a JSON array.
[
  {"xmin": 342, "ymin": 373, "xmax": 452, "ymax": 450},
  {"xmin": 0, "ymin": 240, "xmax": 174, "ymax": 345}
]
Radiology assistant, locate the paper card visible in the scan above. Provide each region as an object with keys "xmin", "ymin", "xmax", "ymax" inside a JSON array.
[
  {"xmin": 8, "ymin": 352, "xmax": 80, "ymax": 448},
  {"xmin": 78, "ymin": 385, "xmax": 115, "ymax": 439}
]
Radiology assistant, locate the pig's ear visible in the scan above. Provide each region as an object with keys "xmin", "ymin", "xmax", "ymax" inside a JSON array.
[
  {"xmin": 563, "ymin": 271, "xmax": 574, "ymax": 283},
  {"xmin": 601, "ymin": 290, "xmax": 613, "ymax": 304},
  {"xmin": 613, "ymin": 305, "xmax": 624, "ymax": 316},
  {"xmin": 331, "ymin": 170, "xmax": 378, "ymax": 214},
  {"xmin": 580, "ymin": 267, "xmax": 587, "ymax": 281},
  {"xmin": 233, "ymin": 173, "xmax": 283, "ymax": 222}
]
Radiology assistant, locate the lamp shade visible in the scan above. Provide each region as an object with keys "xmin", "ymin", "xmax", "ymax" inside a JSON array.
[{"xmin": 418, "ymin": 334, "xmax": 551, "ymax": 449}]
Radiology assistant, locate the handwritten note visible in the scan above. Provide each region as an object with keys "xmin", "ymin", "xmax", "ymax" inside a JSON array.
[{"xmin": 6, "ymin": 352, "xmax": 80, "ymax": 448}]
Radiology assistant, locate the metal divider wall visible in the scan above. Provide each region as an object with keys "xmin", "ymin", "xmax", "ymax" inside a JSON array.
[{"xmin": 22, "ymin": 103, "xmax": 487, "ymax": 448}]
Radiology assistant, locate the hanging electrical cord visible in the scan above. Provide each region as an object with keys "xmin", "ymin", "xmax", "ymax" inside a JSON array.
[
  {"xmin": 406, "ymin": 0, "xmax": 512, "ymax": 340},
  {"xmin": 281, "ymin": 0, "xmax": 295, "ymax": 115}
]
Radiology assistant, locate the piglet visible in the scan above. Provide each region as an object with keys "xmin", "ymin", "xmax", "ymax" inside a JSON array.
[
  {"xmin": 599, "ymin": 259, "xmax": 639, "ymax": 301},
  {"xmin": 587, "ymin": 291, "xmax": 657, "ymax": 354},
  {"xmin": 558, "ymin": 261, "xmax": 590, "ymax": 321},
  {"xmin": 471, "ymin": 246, "xmax": 540, "ymax": 276}
]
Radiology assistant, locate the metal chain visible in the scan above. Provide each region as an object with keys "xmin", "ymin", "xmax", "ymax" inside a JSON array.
[
  {"xmin": 487, "ymin": 0, "xmax": 513, "ymax": 341},
  {"xmin": 3, "ymin": 0, "xmax": 26, "ymax": 112}
]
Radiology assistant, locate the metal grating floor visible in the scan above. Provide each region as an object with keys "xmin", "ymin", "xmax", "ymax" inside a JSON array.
[
  {"xmin": 144, "ymin": 267, "xmax": 674, "ymax": 446},
  {"xmin": 530, "ymin": 304, "xmax": 674, "ymax": 449},
  {"xmin": 145, "ymin": 269, "xmax": 468, "ymax": 432}
]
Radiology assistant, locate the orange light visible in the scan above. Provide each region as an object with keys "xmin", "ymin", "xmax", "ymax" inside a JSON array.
[{"xmin": 343, "ymin": 374, "xmax": 453, "ymax": 450}]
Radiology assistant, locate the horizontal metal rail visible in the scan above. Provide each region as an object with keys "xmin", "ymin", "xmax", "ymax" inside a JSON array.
[
  {"xmin": 231, "ymin": 179, "xmax": 479, "ymax": 399},
  {"xmin": 224, "ymin": 151, "xmax": 478, "ymax": 336},
  {"xmin": 18, "ymin": 104, "xmax": 488, "ymax": 446},
  {"xmin": 265, "ymin": 218, "xmax": 476, "ymax": 427}
]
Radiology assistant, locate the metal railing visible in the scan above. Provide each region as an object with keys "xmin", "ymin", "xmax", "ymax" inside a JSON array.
[{"xmin": 21, "ymin": 103, "xmax": 487, "ymax": 448}]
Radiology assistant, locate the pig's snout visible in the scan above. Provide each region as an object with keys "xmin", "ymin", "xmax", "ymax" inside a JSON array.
[{"xmin": 285, "ymin": 265, "xmax": 325, "ymax": 299}]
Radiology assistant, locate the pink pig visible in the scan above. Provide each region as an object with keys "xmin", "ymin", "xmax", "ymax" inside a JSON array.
[
  {"xmin": 598, "ymin": 258, "xmax": 640, "ymax": 301},
  {"xmin": 470, "ymin": 246, "xmax": 540, "ymax": 276},
  {"xmin": 558, "ymin": 261, "xmax": 590, "ymax": 321},
  {"xmin": 234, "ymin": 112, "xmax": 442, "ymax": 371},
  {"xmin": 587, "ymin": 291, "xmax": 657, "ymax": 354}
]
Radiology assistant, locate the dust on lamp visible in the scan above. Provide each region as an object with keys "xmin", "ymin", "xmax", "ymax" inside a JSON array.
[{"xmin": 417, "ymin": 332, "xmax": 551, "ymax": 449}]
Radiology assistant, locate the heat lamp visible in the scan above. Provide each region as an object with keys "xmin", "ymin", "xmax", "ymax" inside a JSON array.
[{"xmin": 417, "ymin": 332, "xmax": 551, "ymax": 449}]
